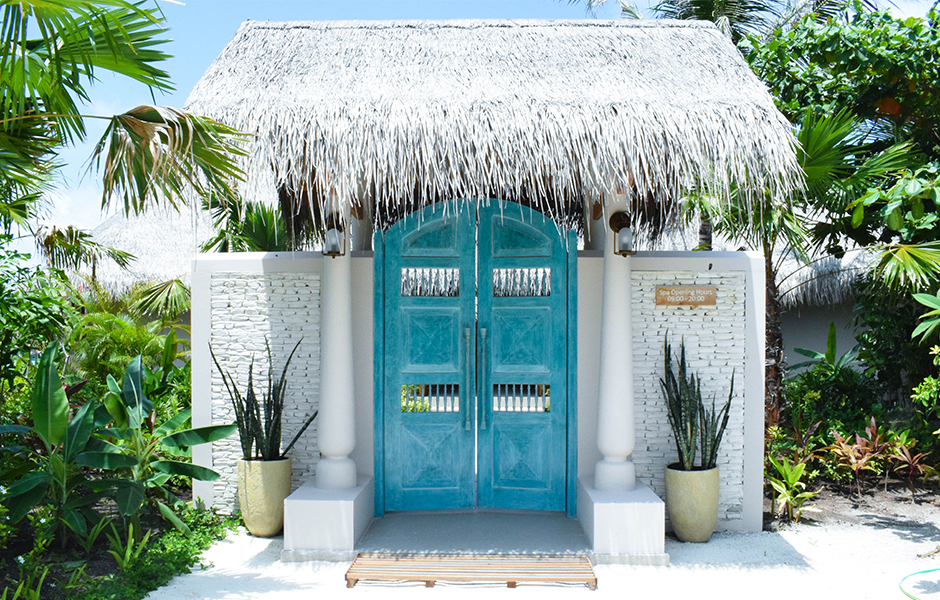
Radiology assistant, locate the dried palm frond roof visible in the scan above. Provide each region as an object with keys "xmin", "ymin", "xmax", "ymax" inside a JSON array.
[
  {"xmin": 74, "ymin": 207, "xmax": 214, "ymax": 294},
  {"xmin": 644, "ymin": 221, "xmax": 865, "ymax": 308},
  {"xmin": 185, "ymin": 19, "xmax": 802, "ymax": 231}
]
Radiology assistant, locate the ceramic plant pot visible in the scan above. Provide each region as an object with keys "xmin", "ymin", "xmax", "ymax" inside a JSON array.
[
  {"xmin": 664, "ymin": 463, "xmax": 719, "ymax": 543},
  {"xmin": 237, "ymin": 457, "xmax": 292, "ymax": 537}
]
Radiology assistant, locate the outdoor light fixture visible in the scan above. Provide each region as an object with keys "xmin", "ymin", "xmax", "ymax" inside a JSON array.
[
  {"xmin": 609, "ymin": 211, "xmax": 635, "ymax": 256},
  {"xmin": 322, "ymin": 216, "xmax": 345, "ymax": 258}
]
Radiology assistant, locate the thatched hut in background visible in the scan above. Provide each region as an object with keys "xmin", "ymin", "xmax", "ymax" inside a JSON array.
[
  {"xmin": 76, "ymin": 207, "xmax": 214, "ymax": 295},
  {"xmin": 184, "ymin": 19, "xmax": 802, "ymax": 562}
]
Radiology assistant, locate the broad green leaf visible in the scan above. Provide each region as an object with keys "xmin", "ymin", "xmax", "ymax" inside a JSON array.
[
  {"xmin": 151, "ymin": 460, "xmax": 221, "ymax": 481},
  {"xmin": 153, "ymin": 408, "xmax": 191, "ymax": 437},
  {"xmin": 63, "ymin": 508, "xmax": 87, "ymax": 538},
  {"xmin": 156, "ymin": 500, "xmax": 192, "ymax": 536},
  {"xmin": 107, "ymin": 374, "xmax": 121, "ymax": 395},
  {"xmin": 913, "ymin": 293, "xmax": 940, "ymax": 311},
  {"xmin": 0, "ymin": 425, "xmax": 31, "ymax": 436},
  {"xmin": 64, "ymin": 401, "xmax": 95, "ymax": 463},
  {"xmin": 4, "ymin": 471, "xmax": 52, "ymax": 522},
  {"xmin": 905, "ymin": 178, "xmax": 924, "ymax": 196},
  {"xmin": 162, "ymin": 422, "xmax": 236, "ymax": 449},
  {"xmin": 31, "ymin": 344, "xmax": 69, "ymax": 450},
  {"xmin": 93, "ymin": 404, "xmax": 114, "ymax": 428},
  {"xmin": 102, "ymin": 391, "xmax": 128, "ymax": 430},
  {"xmin": 113, "ymin": 481, "xmax": 145, "ymax": 517},
  {"xmin": 122, "ymin": 356, "xmax": 153, "ymax": 428},
  {"xmin": 851, "ymin": 202, "xmax": 865, "ymax": 228},
  {"xmin": 73, "ymin": 451, "xmax": 138, "ymax": 470},
  {"xmin": 886, "ymin": 207, "xmax": 903, "ymax": 231}
]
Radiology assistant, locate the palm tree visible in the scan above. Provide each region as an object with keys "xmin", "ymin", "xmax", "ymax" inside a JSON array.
[
  {"xmin": 706, "ymin": 108, "xmax": 917, "ymax": 421},
  {"xmin": 0, "ymin": 0, "xmax": 247, "ymax": 261}
]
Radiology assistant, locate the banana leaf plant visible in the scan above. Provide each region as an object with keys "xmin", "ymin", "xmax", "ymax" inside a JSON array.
[
  {"xmin": 96, "ymin": 355, "xmax": 235, "ymax": 535},
  {"xmin": 1, "ymin": 344, "xmax": 137, "ymax": 546}
]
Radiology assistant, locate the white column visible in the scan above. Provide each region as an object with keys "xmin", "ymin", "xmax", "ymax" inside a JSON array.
[
  {"xmin": 316, "ymin": 249, "xmax": 357, "ymax": 490},
  {"xmin": 594, "ymin": 194, "xmax": 636, "ymax": 492}
]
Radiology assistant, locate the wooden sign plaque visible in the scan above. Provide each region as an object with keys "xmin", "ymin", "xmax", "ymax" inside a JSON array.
[{"xmin": 655, "ymin": 286, "xmax": 717, "ymax": 306}]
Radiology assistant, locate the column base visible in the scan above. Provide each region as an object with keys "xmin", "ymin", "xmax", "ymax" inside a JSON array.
[
  {"xmin": 578, "ymin": 476, "xmax": 669, "ymax": 565},
  {"xmin": 282, "ymin": 476, "xmax": 374, "ymax": 561},
  {"xmin": 316, "ymin": 456, "xmax": 357, "ymax": 489},
  {"xmin": 594, "ymin": 458, "xmax": 636, "ymax": 492}
]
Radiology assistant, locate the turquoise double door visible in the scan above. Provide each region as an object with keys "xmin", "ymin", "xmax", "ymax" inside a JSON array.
[{"xmin": 380, "ymin": 203, "xmax": 573, "ymax": 513}]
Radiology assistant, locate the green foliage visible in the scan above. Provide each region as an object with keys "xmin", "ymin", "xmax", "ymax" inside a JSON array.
[
  {"xmin": 0, "ymin": 240, "xmax": 74, "ymax": 402},
  {"xmin": 210, "ymin": 338, "xmax": 317, "ymax": 461},
  {"xmin": 742, "ymin": 8, "xmax": 940, "ymax": 160},
  {"xmin": 2, "ymin": 345, "xmax": 136, "ymax": 545},
  {"xmin": 854, "ymin": 283, "xmax": 934, "ymax": 408},
  {"xmin": 97, "ymin": 355, "xmax": 235, "ymax": 533},
  {"xmin": 68, "ymin": 508, "xmax": 239, "ymax": 600},
  {"xmin": 913, "ymin": 292, "xmax": 940, "ymax": 342},
  {"xmin": 651, "ymin": 0, "xmax": 778, "ymax": 42},
  {"xmin": 787, "ymin": 323, "xmax": 883, "ymax": 435},
  {"xmin": 661, "ymin": 337, "xmax": 733, "ymax": 470},
  {"xmin": 661, "ymin": 338, "xmax": 700, "ymax": 470},
  {"xmin": 106, "ymin": 522, "xmax": 152, "ymax": 574},
  {"xmin": 767, "ymin": 455, "xmax": 819, "ymax": 522},
  {"xmin": 0, "ymin": 0, "xmax": 246, "ymax": 221}
]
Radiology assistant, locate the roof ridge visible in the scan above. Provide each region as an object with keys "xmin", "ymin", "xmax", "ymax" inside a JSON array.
[{"xmin": 238, "ymin": 18, "xmax": 716, "ymax": 31}]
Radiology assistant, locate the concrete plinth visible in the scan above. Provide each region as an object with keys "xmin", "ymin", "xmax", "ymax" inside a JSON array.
[
  {"xmin": 577, "ymin": 476, "xmax": 669, "ymax": 565},
  {"xmin": 281, "ymin": 476, "xmax": 374, "ymax": 562}
]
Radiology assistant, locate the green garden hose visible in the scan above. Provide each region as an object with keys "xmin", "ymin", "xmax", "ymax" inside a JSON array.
[{"xmin": 899, "ymin": 567, "xmax": 940, "ymax": 599}]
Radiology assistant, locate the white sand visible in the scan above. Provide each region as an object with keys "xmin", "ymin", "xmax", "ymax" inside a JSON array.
[{"xmin": 146, "ymin": 519, "xmax": 940, "ymax": 599}]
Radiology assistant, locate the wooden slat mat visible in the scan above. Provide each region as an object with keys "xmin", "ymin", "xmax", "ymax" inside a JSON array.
[{"xmin": 345, "ymin": 553, "xmax": 597, "ymax": 589}]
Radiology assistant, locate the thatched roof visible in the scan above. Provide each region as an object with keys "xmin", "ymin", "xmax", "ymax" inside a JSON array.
[
  {"xmin": 75, "ymin": 208, "xmax": 214, "ymax": 294},
  {"xmin": 185, "ymin": 19, "xmax": 802, "ymax": 230},
  {"xmin": 642, "ymin": 222, "xmax": 865, "ymax": 308}
]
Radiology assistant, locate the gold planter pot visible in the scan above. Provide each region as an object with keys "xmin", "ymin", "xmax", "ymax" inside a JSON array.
[
  {"xmin": 664, "ymin": 463, "xmax": 719, "ymax": 543},
  {"xmin": 237, "ymin": 458, "xmax": 292, "ymax": 537}
]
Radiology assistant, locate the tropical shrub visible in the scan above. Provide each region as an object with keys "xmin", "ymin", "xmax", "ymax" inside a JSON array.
[
  {"xmin": 786, "ymin": 323, "xmax": 882, "ymax": 437},
  {"xmin": 767, "ymin": 455, "xmax": 819, "ymax": 522},
  {"xmin": 0, "ymin": 240, "xmax": 74, "ymax": 404},
  {"xmin": 95, "ymin": 355, "xmax": 235, "ymax": 534},
  {"xmin": 1, "ymin": 345, "xmax": 137, "ymax": 546}
]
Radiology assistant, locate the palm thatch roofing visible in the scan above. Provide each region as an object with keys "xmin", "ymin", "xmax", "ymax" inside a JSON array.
[
  {"xmin": 185, "ymin": 19, "xmax": 802, "ymax": 231},
  {"xmin": 642, "ymin": 223, "xmax": 866, "ymax": 309},
  {"xmin": 75, "ymin": 207, "xmax": 214, "ymax": 294}
]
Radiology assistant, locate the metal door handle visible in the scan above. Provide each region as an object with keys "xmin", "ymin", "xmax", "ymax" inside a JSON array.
[
  {"xmin": 464, "ymin": 328, "xmax": 472, "ymax": 431},
  {"xmin": 480, "ymin": 328, "xmax": 488, "ymax": 431}
]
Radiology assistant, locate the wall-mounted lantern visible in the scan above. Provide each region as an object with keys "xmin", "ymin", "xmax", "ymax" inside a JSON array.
[
  {"xmin": 608, "ymin": 211, "xmax": 635, "ymax": 256},
  {"xmin": 322, "ymin": 215, "xmax": 345, "ymax": 258}
]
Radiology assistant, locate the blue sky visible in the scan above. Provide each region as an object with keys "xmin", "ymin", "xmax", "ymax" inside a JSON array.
[{"xmin": 36, "ymin": 0, "xmax": 933, "ymax": 241}]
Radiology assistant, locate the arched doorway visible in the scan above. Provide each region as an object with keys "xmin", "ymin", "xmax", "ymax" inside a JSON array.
[{"xmin": 374, "ymin": 202, "xmax": 577, "ymax": 515}]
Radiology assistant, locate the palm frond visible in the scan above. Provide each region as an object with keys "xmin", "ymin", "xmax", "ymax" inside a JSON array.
[
  {"xmin": 134, "ymin": 278, "xmax": 191, "ymax": 320},
  {"xmin": 91, "ymin": 105, "xmax": 249, "ymax": 214},
  {"xmin": 33, "ymin": 224, "xmax": 135, "ymax": 271},
  {"xmin": 871, "ymin": 242, "xmax": 940, "ymax": 291}
]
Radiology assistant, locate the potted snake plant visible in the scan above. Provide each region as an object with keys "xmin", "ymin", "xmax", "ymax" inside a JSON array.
[
  {"xmin": 210, "ymin": 338, "xmax": 318, "ymax": 537},
  {"xmin": 661, "ymin": 336, "xmax": 733, "ymax": 542}
]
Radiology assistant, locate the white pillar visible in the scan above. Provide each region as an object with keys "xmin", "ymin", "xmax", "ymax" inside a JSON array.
[
  {"xmin": 594, "ymin": 194, "xmax": 636, "ymax": 492},
  {"xmin": 316, "ymin": 250, "xmax": 357, "ymax": 490}
]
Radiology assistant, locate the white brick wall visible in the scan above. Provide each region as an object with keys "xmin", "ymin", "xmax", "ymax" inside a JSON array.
[
  {"xmin": 208, "ymin": 272, "xmax": 321, "ymax": 511},
  {"xmin": 631, "ymin": 270, "xmax": 748, "ymax": 522},
  {"xmin": 197, "ymin": 252, "xmax": 760, "ymax": 529}
]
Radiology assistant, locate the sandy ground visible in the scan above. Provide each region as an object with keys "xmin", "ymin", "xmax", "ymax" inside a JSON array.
[{"xmin": 145, "ymin": 499, "xmax": 940, "ymax": 600}]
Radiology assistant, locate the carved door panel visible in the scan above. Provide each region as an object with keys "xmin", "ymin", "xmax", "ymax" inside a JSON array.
[{"xmin": 383, "ymin": 203, "xmax": 567, "ymax": 512}]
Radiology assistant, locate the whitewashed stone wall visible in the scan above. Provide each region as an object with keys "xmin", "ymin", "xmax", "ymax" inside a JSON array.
[
  {"xmin": 631, "ymin": 270, "xmax": 747, "ymax": 523},
  {"xmin": 207, "ymin": 272, "xmax": 321, "ymax": 512}
]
